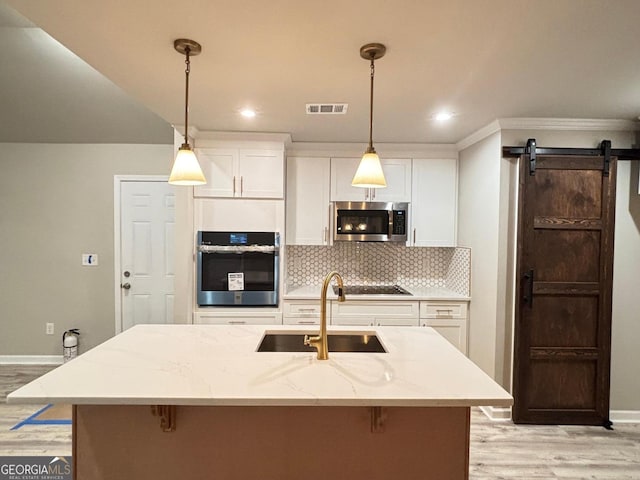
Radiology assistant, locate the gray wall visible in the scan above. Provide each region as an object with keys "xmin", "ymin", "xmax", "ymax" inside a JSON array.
[
  {"xmin": 0, "ymin": 143, "xmax": 173, "ymax": 356},
  {"xmin": 457, "ymin": 132, "xmax": 503, "ymax": 379}
]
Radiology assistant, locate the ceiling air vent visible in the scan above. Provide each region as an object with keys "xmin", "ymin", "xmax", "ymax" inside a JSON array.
[{"xmin": 306, "ymin": 103, "xmax": 348, "ymax": 114}]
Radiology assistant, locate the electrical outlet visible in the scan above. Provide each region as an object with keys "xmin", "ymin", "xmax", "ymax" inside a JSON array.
[{"xmin": 46, "ymin": 323, "xmax": 55, "ymax": 335}]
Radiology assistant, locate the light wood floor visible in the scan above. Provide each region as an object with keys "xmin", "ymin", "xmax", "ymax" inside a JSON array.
[{"xmin": 2, "ymin": 365, "xmax": 639, "ymax": 478}]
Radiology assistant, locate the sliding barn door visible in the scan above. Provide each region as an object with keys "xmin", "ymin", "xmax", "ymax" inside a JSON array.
[{"xmin": 513, "ymin": 153, "xmax": 616, "ymax": 426}]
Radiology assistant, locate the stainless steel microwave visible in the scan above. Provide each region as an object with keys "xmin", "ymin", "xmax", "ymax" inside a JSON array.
[{"xmin": 334, "ymin": 202, "xmax": 408, "ymax": 242}]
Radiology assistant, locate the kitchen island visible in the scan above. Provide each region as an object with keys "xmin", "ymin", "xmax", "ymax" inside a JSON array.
[{"xmin": 8, "ymin": 324, "xmax": 512, "ymax": 479}]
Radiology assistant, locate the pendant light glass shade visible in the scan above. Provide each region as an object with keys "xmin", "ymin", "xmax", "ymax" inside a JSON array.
[
  {"xmin": 352, "ymin": 150, "xmax": 387, "ymax": 188},
  {"xmin": 169, "ymin": 143, "xmax": 206, "ymax": 185},
  {"xmin": 169, "ymin": 38, "xmax": 207, "ymax": 186},
  {"xmin": 352, "ymin": 43, "xmax": 387, "ymax": 189}
]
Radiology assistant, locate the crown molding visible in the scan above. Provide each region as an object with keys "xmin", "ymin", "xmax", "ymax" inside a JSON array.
[
  {"xmin": 497, "ymin": 117, "xmax": 640, "ymax": 132},
  {"xmin": 287, "ymin": 142, "xmax": 458, "ymax": 159},
  {"xmin": 457, "ymin": 118, "xmax": 640, "ymax": 152},
  {"xmin": 456, "ymin": 120, "xmax": 501, "ymax": 151},
  {"xmin": 194, "ymin": 130, "xmax": 292, "ymax": 145}
]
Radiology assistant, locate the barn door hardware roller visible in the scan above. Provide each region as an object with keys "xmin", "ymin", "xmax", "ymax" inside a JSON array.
[
  {"xmin": 600, "ymin": 140, "xmax": 611, "ymax": 176},
  {"xmin": 526, "ymin": 138, "xmax": 536, "ymax": 175}
]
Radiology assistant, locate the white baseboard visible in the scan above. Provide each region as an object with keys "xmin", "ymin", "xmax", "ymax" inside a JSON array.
[
  {"xmin": 610, "ymin": 410, "xmax": 640, "ymax": 424},
  {"xmin": 0, "ymin": 355, "xmax": 63, "ymax": 365},
  {"xmin": 479, "ymin": 405, "xmax": 512, "ymax": 421},
  {"xmin": 478, "ymin": 406, "xmax": 640, "ymax": 424}
]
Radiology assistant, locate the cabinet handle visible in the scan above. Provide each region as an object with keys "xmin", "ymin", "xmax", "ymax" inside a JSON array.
[
  {"xmin": 436, "ymin": 309, "xmax": 454, "ymax": 315},
  {"xmin": 324, "ymin": 227, "xmax": 328, "ymax": 244},
  {"xmin": 298, "ymin": 308, "xmax": 316, "ymax": 313},
  {"xmin": 233, "ymin": 176, "xmax": 236, "ymax": 196},
  {"xmin": 240, "ymin": 176, "xmax": 244, "ymax": 196},
  {"xmin": 228, "ymin": 320, "xmax": 246, "ymax": 325},
  {"xmin": 298, "ymin": 321, "xmax": 316, "ymax": 325},
  {"xmin": 413, "ymin": 228, "xmax": 416, "ymax": 244},
  {"xmin": 365, "ymin": 189, "xmax": 369, "ymax": 201},
  {"xmin": 371, "ymin": 188, "xmax": 376, "ymax": 200}
]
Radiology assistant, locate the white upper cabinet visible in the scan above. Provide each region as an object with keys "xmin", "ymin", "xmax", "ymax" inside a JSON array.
[
  {"xmin": 410, "ymin": 158, "xmax": 458, "ymax": 247},
  {"xmin": 286, "ymin": 157, "xmax": 331, "ymax": 245},
  {"xmin": 330, "ymin": 157, "xmax": 412, "ymax": 203},
  {"xmin": 194, "ymin": 148, "xmax": 284, "ymax": 198}
]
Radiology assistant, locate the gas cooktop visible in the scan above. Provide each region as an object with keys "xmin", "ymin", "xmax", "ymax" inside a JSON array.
[{"xmin": 333, "ymin": 285, "xmax": 412, "ymax": 296}]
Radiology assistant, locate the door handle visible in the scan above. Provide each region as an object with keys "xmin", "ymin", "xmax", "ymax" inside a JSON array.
[
  {"xmin": 240, "ymin": 176, "xmax": 243, "ymax": 196},
  {"xmin": 523, "ymin": 269, "xmax": 534, "ymax": 306},
  {"xmin": 413, "ymin": 228, "xmax": 416, "ymax": 244},
  {"xmin": 121, "ymin": 283, "xmax": 131, "ymax": 290}
]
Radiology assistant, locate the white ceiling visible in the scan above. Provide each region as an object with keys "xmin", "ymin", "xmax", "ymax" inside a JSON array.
[{"xmin": 3, "ymin": 0, "xmax": 640, "ymax": 145}]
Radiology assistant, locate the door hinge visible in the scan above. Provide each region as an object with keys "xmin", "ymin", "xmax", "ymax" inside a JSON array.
[{"xmin": 526, "ymin": 138, "xmax": 536, "ymax": 175}]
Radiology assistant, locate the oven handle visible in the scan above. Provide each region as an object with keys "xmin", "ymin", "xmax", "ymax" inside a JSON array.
[{"xmin": 198, "ymin": 245, "xmax": 279, "ymax": 254}]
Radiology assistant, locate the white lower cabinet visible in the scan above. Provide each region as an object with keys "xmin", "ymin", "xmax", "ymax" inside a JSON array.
[
  {"xmin": 282, "ymin": 301, "xmax": 322, "ymax": 325},
  {"xmin": 330, "ymin": 301, "xmax": 419, "ymax": 326},
  {"xmin": 420, "ymin": 301, "xmax": 468, "ymax": 354},
  {"xmin": 194, "ymin": 310, "xmax": 282, "ymax": 325}
]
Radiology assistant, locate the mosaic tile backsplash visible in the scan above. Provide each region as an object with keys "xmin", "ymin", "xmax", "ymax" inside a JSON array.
[{"xmin": 285, "ymin": 244, "xmax": 470, "ymax": 296}]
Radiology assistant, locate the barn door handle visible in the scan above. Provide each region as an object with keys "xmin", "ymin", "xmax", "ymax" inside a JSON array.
[{"xmin": 523, "ymin": 269, "xmax": 534, "ymax": 306}]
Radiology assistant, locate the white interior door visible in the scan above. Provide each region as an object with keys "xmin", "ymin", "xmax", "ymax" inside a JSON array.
[{"xmin": 120, "ymin": 181, "xmax": 176, "ymax": 331}]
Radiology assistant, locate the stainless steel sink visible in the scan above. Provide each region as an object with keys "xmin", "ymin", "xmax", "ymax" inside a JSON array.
[{"xmin": 257, "ymin": 332, "xmax": 386, "ymax": 353}]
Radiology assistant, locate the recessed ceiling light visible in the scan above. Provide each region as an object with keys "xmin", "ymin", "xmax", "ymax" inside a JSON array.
[
  {"xmin": 240, "ymin": 108, "xmax": 256, "ymax": 118},
  {"xmin": 434, "ymin": 111, "xmax": 454, "ymax": 122}
]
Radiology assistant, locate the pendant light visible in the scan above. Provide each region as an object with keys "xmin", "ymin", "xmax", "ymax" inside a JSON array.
[
  {"xmin": 169, "ymin": 39, "xmax": 206, "ymax": 185},
  {"xmin": 352, "ymin": 43, "xmax": 387, "ymax": 189}
]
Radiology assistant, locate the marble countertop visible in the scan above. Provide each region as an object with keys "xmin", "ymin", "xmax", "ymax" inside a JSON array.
[
  {"xmin": 284, "ymin": 285, "xmax": 470, "ymax": 301},
  {"xmin": 8, "ymin": 325, "xmax": 511, "ymax": 408}
]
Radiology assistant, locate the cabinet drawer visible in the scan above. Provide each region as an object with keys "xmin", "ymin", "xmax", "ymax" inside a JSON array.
[
  {"xmin": 194, "ymin": 312, "xmax": 282, "ymax": 325},
  {"xmin": 283, "ymin": 317, "xmax": 320, "ymax": 325},
  {"xmin": 332, "ymin": 301, "xmax": 419, "ymax": 319},
  {"xmin": 283, "ymin": 301, "xmax": 322, "ymax": 317},
  {"xmin": 419, "ymin": 301, "xmax": 467, "ymax": 319}
]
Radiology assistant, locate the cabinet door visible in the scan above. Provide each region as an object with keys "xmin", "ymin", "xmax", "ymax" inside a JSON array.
[
  {"xmin": 422, "ymin": 319, "xmax": 467, "ymax": 354},
  {"xmin": 238, "ymin": 150, "xmax": 284, "ymax": 198},
  {"xmin": 370, "ymin": 158, "xmax": 412, "ymax": 203},
  {"xmin": 194, "ymin": 149, "xmax": 237, "ymax": 197},
  {"xmin": 286, "ymin": 157, "xmax": 331, "ymax": 245},
  {"xmin": 331, "ymin": 157, "xmax": 412, "ymax": 203},
  {"xmin": 330, "ymin": 157, "xmax": 367, "ymax": 201},
  {"xmin": 410, "ymin": 158, "xmax": 458, "ymax": 246}
]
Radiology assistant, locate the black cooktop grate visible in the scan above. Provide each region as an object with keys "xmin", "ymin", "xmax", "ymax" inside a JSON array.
[{"xmin": 333, "ymin": 285, "xmax": 412, "ymax": 295}]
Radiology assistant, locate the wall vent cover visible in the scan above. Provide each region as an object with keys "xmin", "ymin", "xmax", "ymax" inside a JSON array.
[{"xmin": 306, "ymin": 103, "xmax": 348, "ymax": 114}]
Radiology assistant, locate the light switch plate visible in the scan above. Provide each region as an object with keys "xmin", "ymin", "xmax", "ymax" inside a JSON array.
[{"xmin": 82, "ymin": 254, "xmax": 99, "ymax": 266}]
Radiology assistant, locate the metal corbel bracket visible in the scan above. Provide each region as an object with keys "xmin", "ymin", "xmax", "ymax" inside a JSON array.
[
  {"xmin": 371, "ymin": 406, "xmax": 386, "ymax": 433},
  {"xmin": 151, "ymin": 405, "xmax": 176, "ymax": 432},
  {"xmin": 526, "ymin": 138, "xmax": 537, "ymax": 175},
  {"xmin": 601, "ymin": 140, "xmax": 611, "ymax": 176}
]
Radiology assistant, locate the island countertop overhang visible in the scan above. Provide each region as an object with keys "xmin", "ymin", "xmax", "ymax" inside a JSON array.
[{"xmin": 7, "ymin": 324, "xmax": 512, "ymax": 408}]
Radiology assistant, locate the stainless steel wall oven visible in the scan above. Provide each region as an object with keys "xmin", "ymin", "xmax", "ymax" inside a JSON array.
[{"xmin": 197, "ymin": 231, "xmax": 279, "ymax": 306}]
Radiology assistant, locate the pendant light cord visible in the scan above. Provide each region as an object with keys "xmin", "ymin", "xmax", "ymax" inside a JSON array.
[
  {"xmin": 183, "ymin": 47, "xmax": 191, "ymax": 144},
  {"xmin": 368, "ymin": 57, "xmax": 375, "ymax": 153}
]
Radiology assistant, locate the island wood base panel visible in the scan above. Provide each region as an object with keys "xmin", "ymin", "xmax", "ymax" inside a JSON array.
[{"xmin": 74, "ymin": 405, "xmax": 470, "ymax": 480}]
